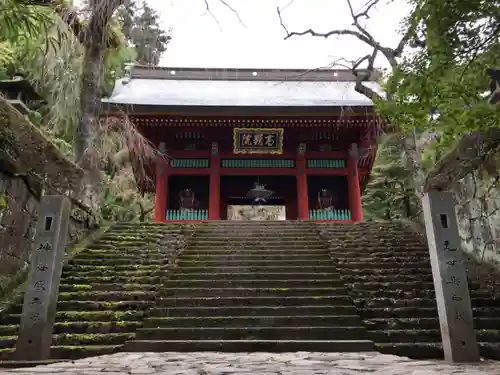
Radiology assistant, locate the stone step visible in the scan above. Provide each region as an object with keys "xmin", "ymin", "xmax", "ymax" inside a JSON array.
[
  {"xmin": 0, "ymin": 333, "xmax": 135, "ymax": 349},
  {"xmin": 336, "ymin": 256, "xmax": 430, "ymax": 264},
  {"xmin": 175, "ymin": 265, "xmax": 339, "ymax": 274},
  {"xmin": 161, "ymin": 279, "xmax": 344, "ymax": 289},
  {"xmin": 375, "ymin": 342, "xmax": 444, "ymax": 359},
  {"xmin": 330, "ymin": 261, "xmax": 431, "ymax": 269},
  {"xmin": 134, "ymin": 326, "xmax": 368, "ymax": 341},
  {"xmin": 167, "ymin": 272, "xmax": 340, "ymax": 280},
  {"xmin": 0, "ymin": 360, "xmax": 67, "ymax": 369},
  {"xmin": 60, "ymin": 276, "xmax": 165, "ymax": 285},
  {"xmin": 187, "ymin": 245, "xmax": 328, "ymax": 251},
  {"xmin": 353, "ymin": 289, "xmax": 499, "ymax": 300},
  {"xmin": 70, "ymin": 253, "xmax": 166, "ymax": 261},
  {"xmin": 0, "ymin": 322, "xmax": 143, "ymax": 336},
  {"xmin": 177, "ymin": 259, "xmax": 333, "ymax": 267},
  {"xmin": 190, "ymin": 240, "xmax": 326, "ymax": 246},
  {"xmin": 340, "ymin": 268, "xmax": 432, "ymax": 276},
  {"xmin": 343, "ymin": 274, "xmax": 434, "ymax": 283},
  {"xmin": 360, "ymin": 306, "xmax": 500, "ymax": 319},
  {"xmin": 329, "ymin": 249, "xmax": 429, "ymax": 256},
  {"xmin": 148, "ymin": 305, "xmax": 357, "ymax": 317},
  {"xmin": 196, "ymin": 231, "xmax": 320, "ymax": 236},
  {"xmin": 9, "ymin": 301, "xmax": 155, "ymax": 314},
  {"xmin": 156, "ymin": 295, "xmax": 353, "ymax": 308},
  {"xmin": 124, "ymin": 339, "xmax": 375, "ymax": 353},
  {"xmin": 178, "ymin": 254, "xmax": 332, "ymax": 262},
  {"xmin": 57, "ymin": 291, "xmax": 156, "ymax": 302},
  {"xmin": 160, "ymin": 287, "xmax": 346, "ymax": 298},
  {"xmin": 356, "ymin": 297, "xmax": 436, "ymax": 308},
  {"xmin": 364, "ymin": 317, "xmax": 500, "ymax": 331},
  {"xmin": 142, "ymin": 315, "xmax": 359, "ymax": 328},
  {"xmin": 181, "ymin": 250, "xmax": 329, "ymax": 257},
  {"xmin": 58, "ymin": 284, "xmax": 158, "ymax": 292},
  {"xmin": 64, "ymin": 264, "xmax": 165, "ymax": 272},
  {"xmin": 1, "ymin": 311, "xmax": 146, "ymax": 325},
  {"xmin": 346, "ymin": 281, "xmax": 436, "ymax": 291},
  {"xmin": 0, "ymin": 345, "xmax": 122, "ymax": 361},
  {"xmin": 68, "ymin": 258, "xmax": 165, "ymax": 266}
]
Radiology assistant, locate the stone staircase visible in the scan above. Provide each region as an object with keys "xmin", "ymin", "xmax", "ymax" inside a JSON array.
[
  {"xmin": 0, "ymin": 223, "xmax": 188, "ymax": 361},
  {"xmin": 319, "ymin": 222, "xmax": 500, "ymax": 359},
  {"xmin": 125, "ymin": 221, "xmax": 374, "ymax": 352}
]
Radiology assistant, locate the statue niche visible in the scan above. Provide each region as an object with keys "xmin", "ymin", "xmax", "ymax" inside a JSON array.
[
  {"xmin": 317, "ymin": 189, "xmax": 337, "ymax": 211},
  {"xmin": 179, "ymin": 188, "xmax": 199, "ymax": 211}
]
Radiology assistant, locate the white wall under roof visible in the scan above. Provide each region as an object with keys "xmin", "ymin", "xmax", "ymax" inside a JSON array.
[{"xmin": 104, "ymin": 78, "xmax": 382, "ymax": 107}]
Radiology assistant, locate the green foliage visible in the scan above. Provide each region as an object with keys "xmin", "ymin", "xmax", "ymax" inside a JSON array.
[
  {"xmin": 363, "ymin": 135, "xmax": 420, "ymax": 221},
  {"xmin": 379, "ymin": 0, "xmax": 500, "ymax": 140}
]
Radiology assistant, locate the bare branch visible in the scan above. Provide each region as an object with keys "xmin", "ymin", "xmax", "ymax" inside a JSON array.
[{"xmin": 203, "ymin": 0, "xmax": 245, "ymax": 30}]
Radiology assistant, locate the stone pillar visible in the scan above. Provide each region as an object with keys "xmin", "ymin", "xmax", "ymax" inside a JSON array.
[
  {"xmin": 296, "ymin": 143, "xmax": 309, "ymax": 220},
  {"xmin": 15, "ymin": 195, "xmax": 70, "ymax": 360},
  {"xmin": 347, "ymin": 144, "xmax": 363, "ymax": 222},
  {"xmin": 154, "ymin": 143, "xmax": 168, "ymax": 222},
  {"xmin": 209, "ymin": 141, "xmax": 221, "ymax": 220},
  {"xmin": 422, "ymin": 191, "xmax": 480, "ymax": 363}
]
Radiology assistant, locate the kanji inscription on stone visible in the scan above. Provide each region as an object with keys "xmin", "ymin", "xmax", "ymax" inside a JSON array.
[
  {"xmin": 15, "ymin": 195, "xmax": 70, "ymax": 361},
  {"xmin": 422, "ymin": 191, "xmax": 479, "ymax": 363}
]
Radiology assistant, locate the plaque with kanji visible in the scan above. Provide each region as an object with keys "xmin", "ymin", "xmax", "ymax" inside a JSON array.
[{"xmin": 233, "ymin": 128, "xmax": 284, "ymax": 154}]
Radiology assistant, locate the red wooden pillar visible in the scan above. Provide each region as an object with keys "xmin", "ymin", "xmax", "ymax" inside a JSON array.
[
  {"xmin": 154, "ymin": 157, "xmax": 168, "ymax": 222},
  {"xmin": 296, "ymin": 145, "xmax": 309, "ymax": 220},
  {"xmin": 347, "ymin": 156, "xmax": 363, "ymax": 222},
  {"xmin": 209, "ymin": 143, "xmax": 221, "ymax": 220}
]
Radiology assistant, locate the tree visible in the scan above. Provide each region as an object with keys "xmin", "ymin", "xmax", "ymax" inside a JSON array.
[{"xmin": 116, "ymin": 0, "xmax": 172, "ymax": 66}]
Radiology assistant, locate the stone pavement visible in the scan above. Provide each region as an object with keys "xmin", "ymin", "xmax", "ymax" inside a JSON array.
[{"xmin": 2, "ymin": 352, "xmax": 500, "ymax": 375}]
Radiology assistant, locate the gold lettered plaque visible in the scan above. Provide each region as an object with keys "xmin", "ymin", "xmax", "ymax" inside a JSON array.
[{"xmin": 233, "ymin": 128, "xmax": 284, "ymax": 154}]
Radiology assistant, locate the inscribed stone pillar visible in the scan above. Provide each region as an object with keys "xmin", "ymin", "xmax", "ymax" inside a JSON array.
[
  {"xmin": 15, "ymin": 195, "xmax": 71, "ymax": 360},
  {"xmin": 422, "ymin": 191, "xmax": 480, "ymax": 363}
]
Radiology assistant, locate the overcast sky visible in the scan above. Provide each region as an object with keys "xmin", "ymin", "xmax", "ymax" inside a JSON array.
[{"xmin": 144, "ymin": 0, "xmax": 411, "ymax": 69}]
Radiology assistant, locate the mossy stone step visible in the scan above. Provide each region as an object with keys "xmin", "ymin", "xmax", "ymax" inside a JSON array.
[
  {"xmin": 0, "ymin": 321, "xmax": 142, "ymax": 336},
  {"xmin": 337, "ymin": 256, "xmax": 430, "ymax": 264},
  {"xmin": 342, "ymin": 274, "xmax": 434, "ymax": 283},
  {"xmin": 336, "ymin": 261, "xmax": 431, "ymax": 269},
  {"xmin": 68, "ymin": 258, "xmax": 165, "ymax": 266},
  {"xmin": 329, "ymin": 250, "xmax": 429, "ymax": 257},
  {"xmin": 8, "ymin": 301, "xmax": 154, "ymax": 314},
  {"xmin": 57, "ymin": 291, "xmax": 156, "ymax": 302},
  {"xmin": 369, "ymin": 329, "xmax": 442, "ymax": 343},
  {"xmin": 160, "ymin": 287, "xmax": 346, "ymax": 298},
  {"xmin": 148, "ymin": 305, "xmax": 357, "ymax": 317},
  {"xmin": 177, "ymin": 259, "xmax": 332, "ymax": 267},
  {"xmin": 65, "ymin": 264, "xmax": 166, "ymax": 271},
  {"xmin": 364, "ymin": 317, "xmax": 500, "ymax": 331},
  {"xmin": 179, "ymin": 254, "xmax": 332, "ymax": 262},
  {"xmin": 375, "ymin": 342, "xmax": 443, "ymax": 359},
  {"xmin": 156, "ymin": 295, "xmax": 353, "ymax": 308},
  {"xmin": 190, "ymin": 239, "xmax": 326, "ymax": 245},
  {"xmin": 0, "ymin": 345, "xmax": 122, "ymax": 361},
  {"xmin": 73, "ymin": 254, "xmax": 166, "ymax": 261},
  {"xmin": 61, "ymin": 269, "xmax": 166, "ymax": 278},
  {"xmin": 181, "ymin": 250, "xmax": 329, "ymax": 256},
  {"xmin": 1, "ymin": 310, "xmax": 146, "ymax": 325},
  {"xmin": 351, "ymin": 289, "xmax": 433, "ymax": 299},
  {"xmin": 124, "ymin": 339, "xmax": 375, "ymax": 353},
  {"xmin": 161, "ymin": 279, "xmax": 343, "ymax": 289},
  {"xmin": 341, "ymin": 268, "xmax": 431, "ymax": 276},
  {"xmin": 0, "ymin": 333, "xmax": 135, "ymax": 349},
  {"xmin": 174, "ymin": 265, "xmax": 339, "ymax": 274},
  {"xmin": 143, "ymin": 315, "xmax": 359, "ymax": 328},
  {"xmin": 60, "ymin": 276, "xmax": 164, "ymax": 285},
  {"xmin": 357, "ymin": 297, "xmax": 436, "ymax": 308},
  {"xmin": 58, "ymin": 283, "xmax": 158, "ymax": 292},
  {"xmin": 134, "ymin": 326, "xmax": 368, "ymax": 341},
  {"xmin": 347, "ymin": 281, "xmax": 436, "ymax": 291},
  {"xmin": 360, "ymin": 306, "xmax": 500, "ymax": 319},
  {"xmin": 167, "ymin": 272, "xmax": 340, "ymax": 281}
]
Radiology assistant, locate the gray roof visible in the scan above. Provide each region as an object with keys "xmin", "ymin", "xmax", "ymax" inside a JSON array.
[{"xmin": 103, "ymin": 66, "xmax": 385, "ymax": 108}]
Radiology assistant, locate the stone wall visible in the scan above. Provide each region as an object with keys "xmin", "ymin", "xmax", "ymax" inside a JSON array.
[
  {"xmin": 452, "ymin": 166, "xmax": 500, "ymax": 266},
  {"xmin": 0, "ymin": 172, "xmax": 94, "ymax": 293}
]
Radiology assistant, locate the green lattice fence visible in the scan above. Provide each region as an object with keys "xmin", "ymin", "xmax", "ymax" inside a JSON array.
[
  {"xmin": 170, "ymin": 159, "xmax": 210, "ymax": 168},
  {"xmin": 221, "ymin": 159, "xmax": 295, "ymax": 168},
  {"xmin": 166, "ymin": 209, "xmax": 208, "ymax": 220},
  {"xmin": 307, "ymin": 159, "xmax": 346, "ymax": 169},
  {"xmin": 309, "ymin": 209, "xmax": 352, "ymax": 221}
]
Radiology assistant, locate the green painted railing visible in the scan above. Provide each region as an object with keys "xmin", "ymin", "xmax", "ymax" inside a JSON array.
[
  {"xmin": 170, "ymin": 159, "xmax": 210, "ymax": 168},
  {"xmin": 166, "ymin": 209, "xmax": 208, "ymax": 220},
  {"xmin": 309, "ymin": 209, "xmax": 352, "ymax": 221},
  {"xmin": 221, "ymin": 159, "xmax": 295, "ymax": 168},
  {"xmin": 307, "ymin": 159, "xmax": 346, "ymax": 169}
]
